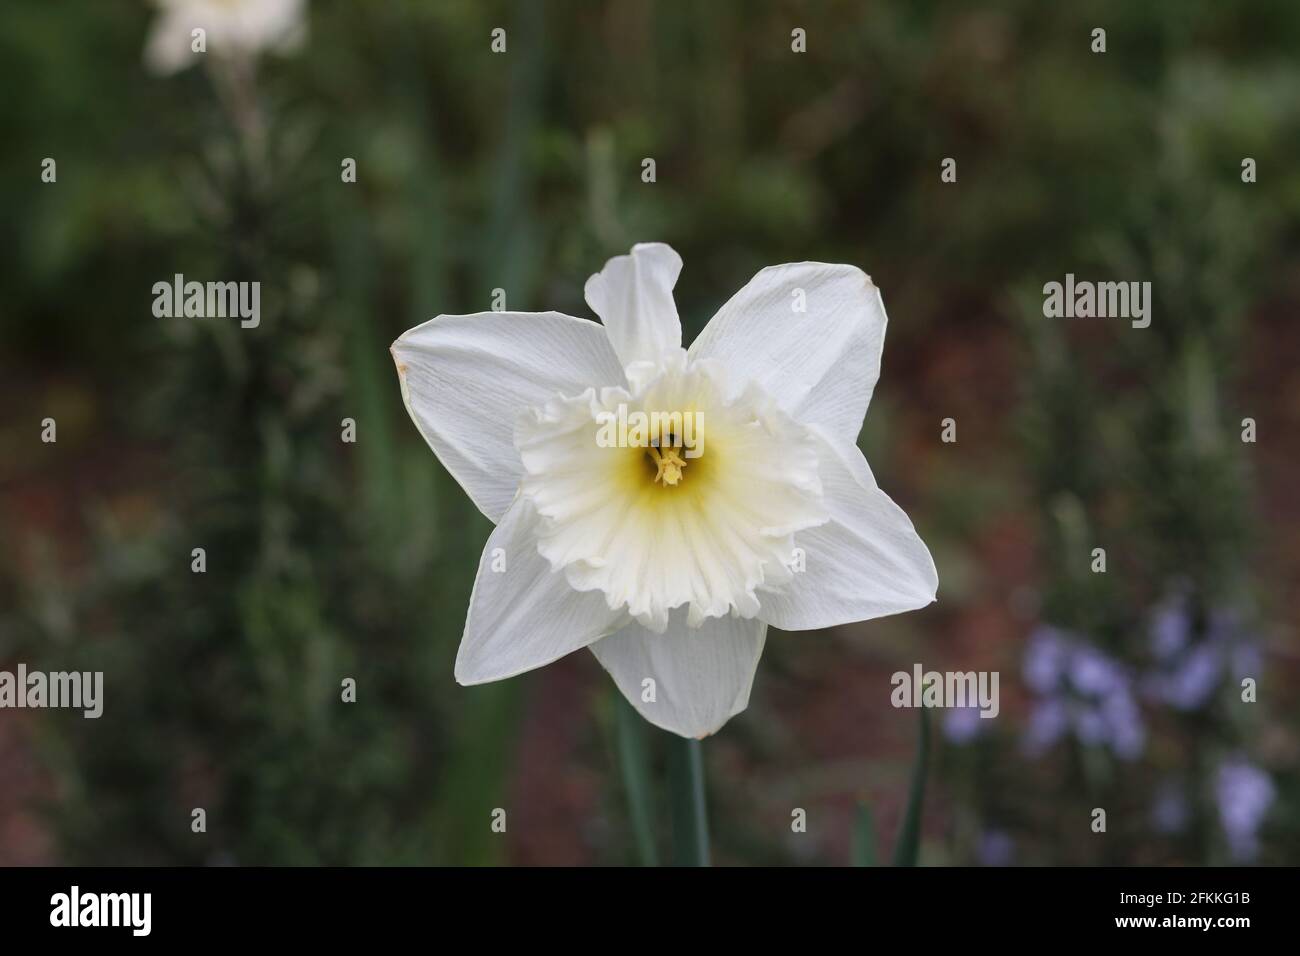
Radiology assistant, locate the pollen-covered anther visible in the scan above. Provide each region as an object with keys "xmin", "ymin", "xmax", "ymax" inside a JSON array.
[{"xmin": 647, "ymin": 442, "xmax": 688, "ymax": 485}]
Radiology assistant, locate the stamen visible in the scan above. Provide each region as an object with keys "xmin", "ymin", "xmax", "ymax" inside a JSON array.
[{"xmin": 647, "ymin": 443, "xmax": 688, "ymax": 486}]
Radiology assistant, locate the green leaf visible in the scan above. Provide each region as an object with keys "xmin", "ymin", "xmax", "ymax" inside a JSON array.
[
  {"xmin": 891, "ymin": 702, "xmax": 931, "ymax": 867},
  {"xmin": 852, "ymin": 802, "xmax": 877, "ymax": 867}
]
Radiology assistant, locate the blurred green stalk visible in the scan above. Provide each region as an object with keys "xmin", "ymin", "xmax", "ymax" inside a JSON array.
[
  {"xmin": 666, "ymin": 735, "xmax": 710, "ymax": 866},
  {"xmin": 615, "ymin": 696, "xmax": 659, "ymax": 866},
  {"xmin": 892, "ymin": 699, "xmax": 932, "ymax": 867},
  {"xmin": 852, "ymin": 802, "xmax": 878, "ymax": 867}
]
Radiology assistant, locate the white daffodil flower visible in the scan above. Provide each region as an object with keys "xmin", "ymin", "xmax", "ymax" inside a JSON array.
[
  {"xmin": 144, "ymin": 0, "xmax": 307, "ymax": 76},
  {"xmin": 393, "ymin": 244, "xmax": 938, "ymax": 738}
]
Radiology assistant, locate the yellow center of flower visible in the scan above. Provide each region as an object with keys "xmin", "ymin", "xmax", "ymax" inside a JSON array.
[
  {"xmin": 646, "ymin": 441, "xmax": 688, "ymax": 486},
  {"xmin": 516, "ymin": 355, "xmax": 830, "ymax": 633}
]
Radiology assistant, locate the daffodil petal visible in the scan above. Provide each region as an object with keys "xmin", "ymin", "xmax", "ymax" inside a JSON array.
[
  {"xmin": 758, "ymin": 430, "xmax": 937, "ymax": 630},
  {"xmin": 584, "ymin": 243, "xmax": 684, "ymax": 368},
  {"xmin": 689, "ymin": 263, "xmax": 887, "ymax": 448},
  {"xmin": 591, "ymin": 612, "xmax": 766, "ymax": 738},
  {"xmin": 392, "ymin": 311, "xmax": 626, "ymax": 523},
  {"xmin": 456, "ymin": 498, "xmax": 625, "ymax": 684}
]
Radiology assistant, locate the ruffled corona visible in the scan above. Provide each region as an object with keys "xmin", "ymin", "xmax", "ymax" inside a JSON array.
[{"xmin": 516, "ymin": 351, "xmax": 828, "ymax": 631}]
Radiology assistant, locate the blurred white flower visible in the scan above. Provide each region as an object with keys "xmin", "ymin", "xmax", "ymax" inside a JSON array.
[
  {"xmin": 392, "ymin": 243, "xmax": 938, "ymax": 738},
  {"xmin": 144, "ymin": 0, "xmax": 308, "ymax": 76}
]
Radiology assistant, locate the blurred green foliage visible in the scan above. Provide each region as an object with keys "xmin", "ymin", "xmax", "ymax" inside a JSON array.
[{"xmin": 1, "ymin": 0, "xmax": 1298, "ymax": 865}]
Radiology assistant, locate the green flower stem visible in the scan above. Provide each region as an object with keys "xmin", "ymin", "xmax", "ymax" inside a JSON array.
[
  {"xmin": 666, "ymin": 734, "xmax": 711, "ymax": 866},
  {"xmin": 615, "ymin": 696, "xmax": 659, "ymax": 866}
]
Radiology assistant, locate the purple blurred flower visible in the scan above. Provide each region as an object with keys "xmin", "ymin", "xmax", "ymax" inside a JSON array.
[
  {"xmin": 1024, "ymin": 698, "xmax": 1069, "ymax": 753},
  {"xmin": 1210, "ymin": 609, "xmax": 1263, "ymax": 680},
  {"xmin": 977, "ymin": 828, "xmax": 1015, "ymax": 867},
  {"xmin": 1021, "ymin": 625, "xmax": 1144, "ymax": 760},
  {"xmin": 1144, "ymin": 594, "xmax": 1260, "ymax": 712},
  {"xmin": 1151, "ymin": 781, "xmax": 1190, "ymax": 835},
  {"xmin": 1101, "ymin": 689, "xmax": 1145, "ymax": 759},
  {"xmin": 1072, "ymin": 704, "xmax": 1108, "ymax": 746},
  {"xmin": 1150, "ymin": 597, "xmax": 1192, "ymax": 662},
  {"xmin": 1070, "ymin": 645, "xmax": 1127, "ymax": 697},
  {"xmin": 1158, "ymin": 643, "xmax": 1222, "ymax": 710},
  {"xmin": 1230, "ymin": 642, "xmax": 1263, "ymax": 680},
  {"xmin": 1215, "ymin": 757, "xmax": 1275, "ymax": 862},
  {"xmin": 1023, "ymin": 625, "xmax": 1070, "ymax": 694},
  {"xmin": 943, "ymin": 704, "xmax": 987, "ymax": 745}
]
